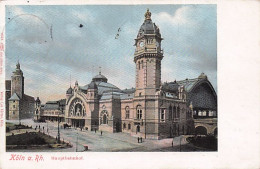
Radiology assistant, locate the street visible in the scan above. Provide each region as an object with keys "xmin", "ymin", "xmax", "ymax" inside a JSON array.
[{"xmin": 6, "ymin": 119, "xmax": 210, "ymax": 152}]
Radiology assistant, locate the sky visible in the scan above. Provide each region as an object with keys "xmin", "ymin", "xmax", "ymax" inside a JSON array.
[{"xmin": 5, "ymin": 5, "xmax": 217, "ymax": 103}]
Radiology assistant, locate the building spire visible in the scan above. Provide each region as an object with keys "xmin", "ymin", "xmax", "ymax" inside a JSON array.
[
  {"xmin": 144, "ymin": 8, "xmax": 152, "ymax": 20},
  {"xmin": 70, "ymin": 74, "xmax": 71, "ymax": 87},
  {"xmin": 99, "ymin": 66, "xmax": 101, "ymax": 75},
  {"xmin": 16, "ymin": 60, "xmax": 20, "ymax": 69}
]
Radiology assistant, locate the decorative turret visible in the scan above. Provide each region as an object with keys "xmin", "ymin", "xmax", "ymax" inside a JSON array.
[{"xmin": 11, "ymin": 61, "xmax": 24, "ymax": 98}]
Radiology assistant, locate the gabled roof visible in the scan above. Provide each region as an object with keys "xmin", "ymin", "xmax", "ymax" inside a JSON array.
[{"xmin": 9, "ymin": 93, "xmax": 20, "ymax": 101}]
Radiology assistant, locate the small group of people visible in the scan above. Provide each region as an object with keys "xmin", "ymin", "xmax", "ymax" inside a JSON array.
[{"xmin": 137, "ymin": 137, "xmax": 143, "ymax": 143}]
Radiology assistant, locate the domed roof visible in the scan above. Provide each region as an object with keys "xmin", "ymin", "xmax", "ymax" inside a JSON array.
[
  {"xmin": 92, "ymin": 72, "xmax": 108, "ymax": 83},
  {"xmin": 66, "ymin": 86, "xmax": 73, "ymax": 94},
  {"xmin": 137, "ymin": 9, "xmax": 161, "ymax": 38},
  {"xmin": 198, "ymin": 73, "xmax": 207, "ymax": 79},
  {"xmin": 162, "ymin": 81, "xmax": 179, "ymax": 93},
  {"xmin": 88, "ymin": 81, "xmax": 97, "ymax": 89}
]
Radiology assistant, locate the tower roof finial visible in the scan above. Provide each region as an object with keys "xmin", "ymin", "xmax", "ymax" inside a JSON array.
[
  {"xmin": 144, "ymin": 8, "xmax": 152, "ymax": 20},
  {"xmin": 16, "ymin": 60, "xmax": 20, "ymax": 69}
]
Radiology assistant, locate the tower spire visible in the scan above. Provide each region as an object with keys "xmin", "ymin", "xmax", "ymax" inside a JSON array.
[
  {"xmin": 70, "ymin": 74, "xmax": 71, "ymax": 87},
  {"xmin": 144, "ymin": 8, "xmax": 152, "ymax": 20},
  {"xmin": 99, "ymin": 66, "xmax": 101, "ymax": 75}
]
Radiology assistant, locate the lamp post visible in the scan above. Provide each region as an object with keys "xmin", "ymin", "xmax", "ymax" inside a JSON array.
[{"xmin": 57, "ymin": 101, "xmax": 62, "ymax": 144}]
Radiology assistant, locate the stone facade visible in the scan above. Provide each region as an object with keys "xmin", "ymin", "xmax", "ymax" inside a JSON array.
[
  {"xmin": 36, "ymin": 9, "xmax": 217, "ymax": 139},
  {"xmin": 6, "ymin": 63, "xmax": 35, "ymax": 120}
]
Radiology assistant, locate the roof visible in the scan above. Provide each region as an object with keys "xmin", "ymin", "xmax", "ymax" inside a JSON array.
[
  {"xmin": 66, "ymin": 86, "xmax": 73, "ymax": 94},
  {"xmin": 100, "ymin": 92, "xmax": 122, "ymax": 100},
  {"xmin": 80, "ymin": 81, "xmax": 121, "ymax": 95},
  {"xmin": 121, "ymin": 88, "xmax": 135, "ymax": 94},
  {"xmin": 136, "ymin": 9, "xmax": 161, "ymax": 38},
  {"xmin": 120, "ymin": 93, "xmax": 134, "ymax": 100},
  {"xmin": 92, "ymin": 72, "xmax": 108, "ymax": 83},
  {"xmin": 88, "ymin": 81, "xmax": 98, "ymax": 89},
  {"xmin": 161, "ymin": 81, "xmax": 179, "ymax": 93},
  {"xmin": 9, "ymin": 93, "xmax": 20, "ymax": 101}
]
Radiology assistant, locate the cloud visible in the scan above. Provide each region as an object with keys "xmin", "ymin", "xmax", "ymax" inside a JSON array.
[
  {"xmin": 154, "ymin": 6, "xmax": 194, "ymax": 26},
  {"xmin": 5, "ymin": 5, "xmax": 217, "ymax": 103}
]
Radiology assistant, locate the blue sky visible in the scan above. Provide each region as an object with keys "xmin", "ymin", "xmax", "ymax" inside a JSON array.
[{"xmin": 5, "ymin": 5, "xmax": 217, "ymax": 103}]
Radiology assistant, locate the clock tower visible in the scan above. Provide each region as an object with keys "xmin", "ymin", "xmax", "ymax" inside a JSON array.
[{"xmin": 134, "ymin": 9, "xmax": 163, "ymax": 96}]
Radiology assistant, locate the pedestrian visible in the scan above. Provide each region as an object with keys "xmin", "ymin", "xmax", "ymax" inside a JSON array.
[
  {"xmin": 137, "ymin": 137, "xmax": 140, "ymax": 143},
  {"xmin": 140, "ymin": 137, "xmax": 142, "ymax": 143},
  {"xmin": 101, "ymin": 130, "xmax": 103, "ymax": 136},
  {"xmin": 43, "ymin": 126, "xmax": 44, "ymax": 130},
  {"xmin": 95, "ymin": 128, "xmax": 96, "ymax": 133}
]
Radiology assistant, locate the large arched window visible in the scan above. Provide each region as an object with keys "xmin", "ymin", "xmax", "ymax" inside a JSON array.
[
  {"xmin": 125, "ymin": 106, "xmax": 130, "ymax": 119},
  {"xmin": 69, "ymin": 98, "xmax": 86, "ymax": 117},
  {"xmin": 173, "ymin": 106, "xmax": 176, "ymax": 119},
  {"xmin": 103, "ymin": 114, "xmax": 107, "ymax": 124},
  {"xmin": 101, "ymin": 110, "xmax": 108, "ymax": 124},
  {"xmin": 136, "ymin": 106, "xmax": 142, "ymax": 119}
]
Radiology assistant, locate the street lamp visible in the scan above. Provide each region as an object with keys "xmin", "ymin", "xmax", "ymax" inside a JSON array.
[{"xmin": 57, "ymin": 101, "xmax": 63, "ymax": 144}]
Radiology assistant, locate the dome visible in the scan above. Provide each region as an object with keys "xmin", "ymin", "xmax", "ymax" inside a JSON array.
[
  {"xmin": 137, "ymin": 9, "xmax": 161, "ymax": 38},
  {"xmin": 88, "ymin": 81, "xmax": 97, "ymax": 89},
  {"xmin": 92, "ymin": 72, "xmax": 108, "ymax": 83},
  {"xmin": 162, "ymin": 81, "xmax": 179, "ymax": 93},
  {"xmin": 198, "ymin": 73, "xmax": 207, "ymax": 79},
  {"xmin": 66, "ymin": 86, "xmax": 73, "ymax": 94}
]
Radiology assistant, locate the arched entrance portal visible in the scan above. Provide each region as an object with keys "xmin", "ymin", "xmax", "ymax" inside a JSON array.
[
  {"xmin": 136, "ymin": 125, "xmax": 140, "ymax": 133},
  {"xmin": 195, "ymin": 126, "xmax": 207, "ymax": 135}
]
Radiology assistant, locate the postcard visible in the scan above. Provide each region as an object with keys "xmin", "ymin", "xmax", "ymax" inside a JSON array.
[{"xmin": 0, "ymin": 0, "xmax": 259, "ymax": 169}]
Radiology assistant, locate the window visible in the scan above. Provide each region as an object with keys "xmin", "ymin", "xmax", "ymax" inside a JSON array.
[
  {"xmin": 141, "ymin": 60, "xmax": 143, "ymax": 69},
  {"xmin": 160, "ymin": 109, "xmax": 165, "ymax": 122},
  {"xmin": 125, "ymin": 106, "xmax": 130, "ymax": 119},
  {"xmin": 177, "ymin": 107, "xmax": 180, "ymax": 118},
  {"xmin": 123, "ymin": 123, "xmax": 126, "ymax": 129},
  {"xmin": 173, "ymin": 106, "xmax": 176, "ymax": 119},
  {"xmin": 138, "ymin": 61, "xmax": 140, "ymax": 70},
  {"xmin": 137, "ymin": 106, "xmax": 142, "ymax": 119},
  {"xmin": 169, "ymin": 106, "xmax": 172, "ymax": 120},
  {"xmin": 13, "ymin": 111, "xmax": 15, "ymax": 115},
  {"xmin": 139, "ymin": 92, "xmax": 142, "ymax": 96},
  {"xmin": 128, "ymin": 123, "xmax": 131, "ymax": 130},
  {"xmin": 13, "ymin": 105, "xmax": 15, "ymax": 108},
  {"xmin": 103, "ymin": 114, "xmax": 107, "ymax": 124}
]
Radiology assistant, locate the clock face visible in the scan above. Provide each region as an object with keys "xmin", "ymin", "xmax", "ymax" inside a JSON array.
[{"xmin": 139, "ymin": 41, "xmax": 144, "ymax": 47}]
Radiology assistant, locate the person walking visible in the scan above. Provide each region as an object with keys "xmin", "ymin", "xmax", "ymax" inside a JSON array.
[
  {"xmin": 140, "ymin": 137, "xmax": 142, "ymax": 143},
  {"xmin": 101, "ymin": 130, "xmax": 103, "ymax": 136},
  {"xmin": 137, "ymin": 137, "xmax": 140, "ymax": 143}
]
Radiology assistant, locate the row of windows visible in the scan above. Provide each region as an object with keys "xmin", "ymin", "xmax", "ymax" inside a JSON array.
[
  {"xmin": 194, "ymin": 110, "xmax": 217, "ymax": 117},
  {"xmin": 125, "ymin": 105, "xmax": 187, "ymax": 121},
  {"xmin": 123, "ymin": 123, "xmax": 131, "ymax": 130}
]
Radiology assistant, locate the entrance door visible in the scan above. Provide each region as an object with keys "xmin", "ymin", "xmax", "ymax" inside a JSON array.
[{"xmin": 136, "ymin": 125, "xmax": 140, "ymax": 133}]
